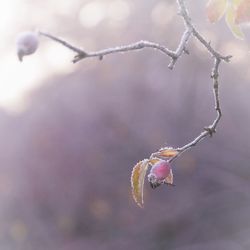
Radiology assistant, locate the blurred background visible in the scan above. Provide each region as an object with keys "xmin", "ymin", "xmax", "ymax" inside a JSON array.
[{"xmin": 1, "ymin": 0, "xmax": 250, "ymax": 249}]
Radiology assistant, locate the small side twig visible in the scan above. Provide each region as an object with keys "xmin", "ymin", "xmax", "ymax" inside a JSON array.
[
  {"xmin": 39, "ymin": 27, "xmax": 191, "ymax": 69},
  {"xmin": 168, "ymin": 28, "xmax": 192, "ymax": 69},
  {"xmin": 38, "ymin": 31, "xmax": 87, "ymax": 56},
  {"xmin": 176, "ymin": 0, "xmax": 232, "ymax": 62},
  {"xmin": 73, "ymin": 40, "xmax": 176, "ymax": 64}
]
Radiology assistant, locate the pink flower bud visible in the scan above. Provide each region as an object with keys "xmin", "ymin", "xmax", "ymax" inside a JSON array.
[
  {"xmin": 16, "ymin": 31, "xmax": 39, "ymax": 62},
  {"xmin": 148, "ymin": 160, "xmax": 171, "ymax": 189}
]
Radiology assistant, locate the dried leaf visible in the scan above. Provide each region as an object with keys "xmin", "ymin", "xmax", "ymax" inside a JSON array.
[
  {"xmin": 164, "ymin": 169, "xmax": 174, "ymax": 185},
  {"xmin": 206, "ymin": 0, "xmax": 227, "ymax": 23},
  {"xmin": 131, "ymin": 159, "xmax": 149, "ymax": 208},
  {"xmin": 235, "ymin": 0, "xmax": 250, "ymax": 24},
  {"xmin": 156, "ymin": 147, "xmax": 179, "ymax": 158},
  {"xmin": 226, "ymin": 2, "xmax": 245, "ymax": 39}
]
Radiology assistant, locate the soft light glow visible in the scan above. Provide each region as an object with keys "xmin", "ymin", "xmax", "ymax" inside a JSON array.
[
  {"xmin": 0, "ymin": 55, "xmax": 45, "ymax": 112},
  {"xmin": 107, "ymin": 0, "xmax": 130, "ymax": 22},
  {"xmin": 41, "ymin": 42, "xmax": 75, "ymax": 75},
  {"xmin": 223, "ymin": 41, "xmax": 247, "ymax": 63},
  {"xmin": 79, "ymin": 1, "xmax": 106, "ymax": 28},
  {"xmin": 0, "ymin": 0, "xmax": 83, "ymax": 113},
  {"xmin": 151, "ymin": 2, "xmax": 175, "ymax": 27},
  {"xmin": 0, "ymin": 0, "xmax": 20, "ymax": 35}
]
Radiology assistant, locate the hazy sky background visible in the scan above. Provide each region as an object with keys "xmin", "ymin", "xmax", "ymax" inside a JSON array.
[{"xmin": 1, "ymin": 0, "xmax": 249, "ymax": 112}]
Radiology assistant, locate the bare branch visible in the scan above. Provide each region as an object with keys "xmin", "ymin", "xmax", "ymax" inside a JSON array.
[
  {"xmin": 168, "ymin": 28, "xmax": 192, "ymax": 69},
  {"xmin": 39, "ymin": 26, "xmax": 192, "ymax": 69},
  {"xmin": 39, "ymin": 31, "xmax": 87, "ymax": 55},
  {"xmin": 176, "ymin": 0, "xmax": 232, "ymax": 62},
  {"xmin": 73, "ymin": 40, "xmax": 178, "ymax": 64},
  {"xmin": 38, "ymin": 0, "xmax": 232, "ymax": 168},
  {"xmin": 168, "ymin": 58, "xmax": 222, "ymax": 163},
  {"xmin": 168, "ymin": 0, "xmax": 229, "ymax": 163}
]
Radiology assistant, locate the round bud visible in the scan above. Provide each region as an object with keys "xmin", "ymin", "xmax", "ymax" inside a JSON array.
[
  {"xmin": 148, "ymin": 160, "xmax": 171, "ymax": 189},
  {"xmin": 16, "ymin": 31, "xmax": 39, "ymax": 62}
]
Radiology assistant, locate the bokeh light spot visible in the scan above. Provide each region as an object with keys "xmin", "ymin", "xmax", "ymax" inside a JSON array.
[
  {"xmin": 107, "ymin": 0, "xmax": 130, "ymax": 22},
  {"xmin": 9, "ymin": 221, "xmax": 27, "ymax": 243},
  {"xmin": 79, "ymin": 1, "xmax": 106, "ymax": 28},
  {"xmin": 151, "ymin": 2, "xmax": 175, "ymax": 27}
]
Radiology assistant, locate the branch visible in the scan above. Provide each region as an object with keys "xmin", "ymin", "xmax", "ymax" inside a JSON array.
[
  {"xmin": 168, "ymin": 57, "xmax": 222, "ymax": 162},
  {"xmin": 38, "ymin": 0, "xmax": 232, "ymax": 167},
  {"xmin": 167, "ymin": 0, "xmax": 231, "ymax": 163},
  {"xmin": 176, "ymin": 0, "xmax": 231, "ymax": 62},
  {"xmin": 74, "ymin": 40, "xmax": 176, "ymax": 64},
  {"xmin": 39, "ymin": 28, "xmax": 190, "ymax": 69},
  {"xmin": 38, "ymin": 31, "xmax": 85, "ymax": 55}
]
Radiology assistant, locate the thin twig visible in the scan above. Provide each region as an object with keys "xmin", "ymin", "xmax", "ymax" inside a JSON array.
[
  {"xmin": 168, "ymin": 0, "xmax": 230, "ymax": 163},
  {"xmin": 39, "ymin": 27, "xmax": 191, "ymax": 69},
  {"xmin": 73, "ymin": 40, "xmax": 178, "ymax": 64},
  {"xmin": 168, "ymin": 58, "xmax": 222, "ymax": 162},
  {"xmin": 168, "ymin": 28, "xmax": 192, "ymax": 69},
  {"xmin": 176, "ymin": 0, "xmax": 232, "ymax": 62},
  {"xmin": 38, "ymin": 31, "xmax": 86, "ymax": 55}
]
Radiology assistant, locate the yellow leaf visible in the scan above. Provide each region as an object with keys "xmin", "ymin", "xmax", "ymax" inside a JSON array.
[
  {"xmin": 206, "ymin": 0, "xmax": 227, "ymax": 23},
  {"xmin": 235, "ymin": 0, "xmax": 250, "ymax": 24},
  {"xmin": 155, "ymin": 147, "xmax": 179, "ymax": 158},
  {"xmin": 131, "ymin": 159, "xmax": 149, "ymax": 208},
  {"xmin": 164, "ymin": 169, "xmax": 174, "ymax": 185},
  {"xmin": 226, "ymin": 3, "xmax": 245, "ymax": 39}
]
